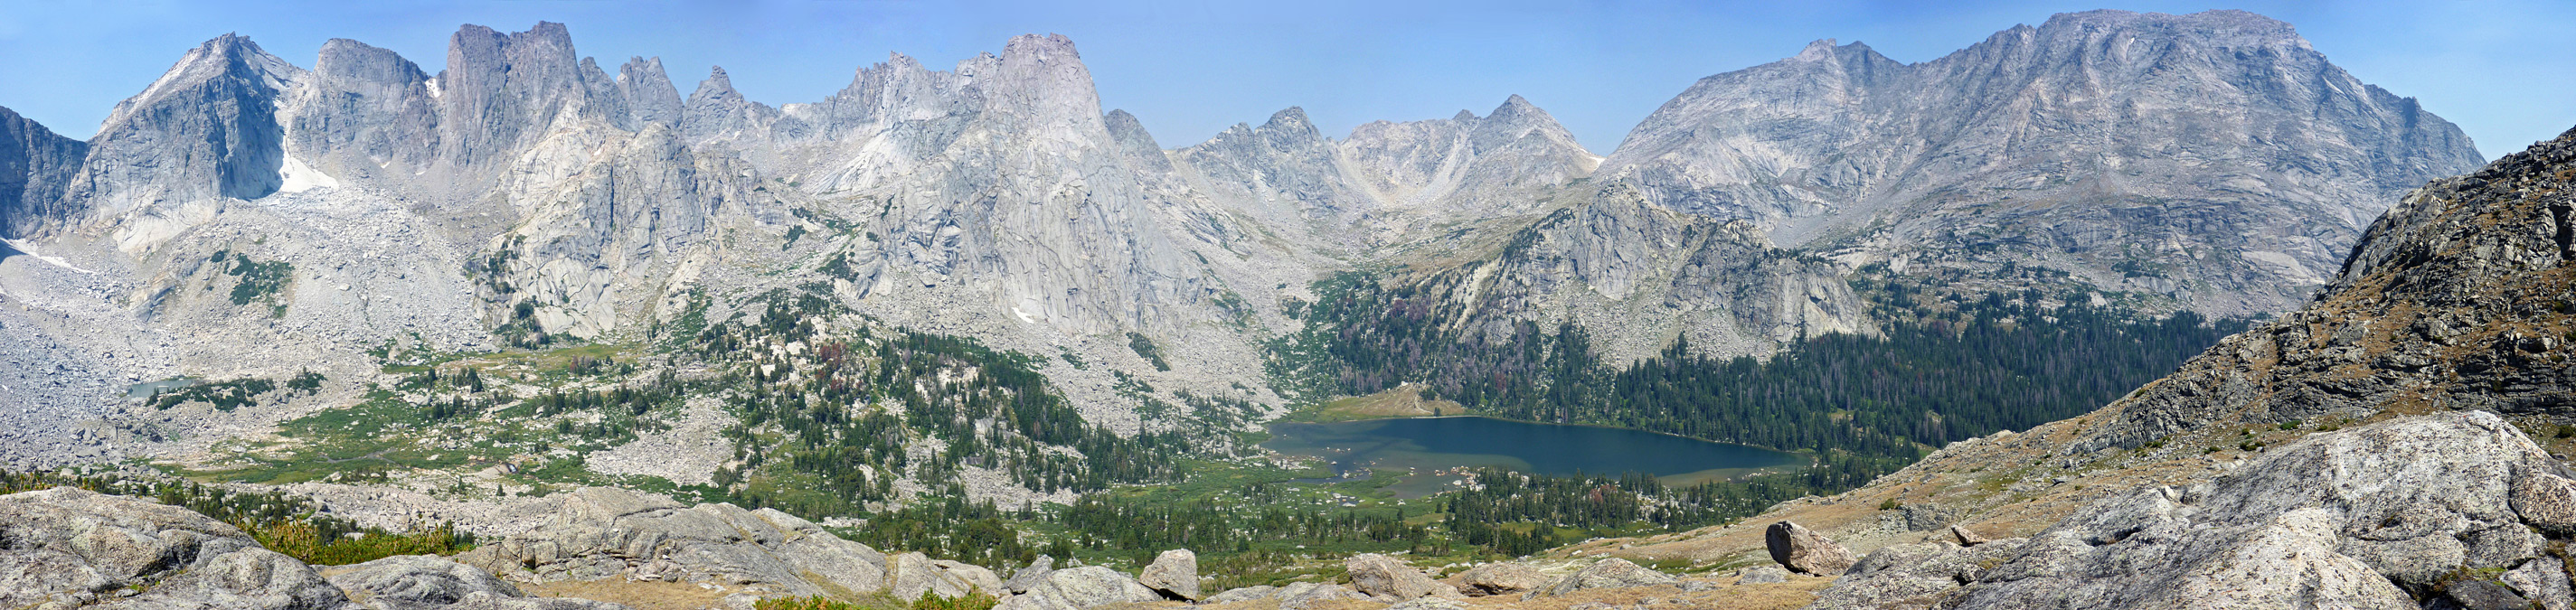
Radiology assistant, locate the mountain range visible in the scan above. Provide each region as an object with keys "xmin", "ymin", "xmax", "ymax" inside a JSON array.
[{"xmin": 0, "ymin": 9, "xmax": 2485, "ymax": 489}]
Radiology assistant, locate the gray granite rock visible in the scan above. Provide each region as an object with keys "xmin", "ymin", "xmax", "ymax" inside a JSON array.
[
  {"xmin": 1137, "ymin": 549, "xmax": 1198, "ymax": 600},
  {"xmin": 1764, "ymin": 521, "xmax": 1855, "ymax": 575},
  {"xmin": 455, "ymin": 487, "xmax": 885, "ymax": 599},
  {"xmin": 1001, "ymin": 556, "xmax": 1055, "ymax": 595},
  {"xmin": 1732, "ymin": 565, "xmax": 1788, "ymax": 585},
  {"xmin": 1531, "ymin": 558, "xmax": 1676, "ymax": 597},
  {"xmin": 328, "ymin": 555, "xmax": 626, "ymax": 610},
  {"xmin": 1454, "ymin": 562, "xmax": 1547, "ymax": 596},
  {"xmin": 991, "ymin": 566, "xmax": 1159, "ymax": 610},
  {"xmin": 1813, "ymin": 412, "xmax": 2574, "ymax": 609},
  {"xmin": 1345, "ymin": 553, "xmax": 1455, "ymax": 601},
  {"xmin": 0, "ymin": 487, "xmax": 354, "ymax": 610}
]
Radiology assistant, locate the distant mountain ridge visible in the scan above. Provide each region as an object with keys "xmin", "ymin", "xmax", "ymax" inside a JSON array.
[{"xmin": 1601, "ymin": 9, "xmax": 2483, "ymax": 316}]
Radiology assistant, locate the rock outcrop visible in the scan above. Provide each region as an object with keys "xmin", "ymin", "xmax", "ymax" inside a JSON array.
[
  {"xmin": 1137, "ymin": 549, "xmax": 1199, "ymax": 600},
  {"xmin": 990, "ymin": 566, "xmax": 1161, "ymax": 610},
  {"xmin": 1451, "ymin": 562, "xmax": 1547, "ymax": 596},
  {"xmin": 886, "ymin": 552, "xmax": 1005, "ymax": 601},
  {"xmin": 1344, "ymin": 553, "xmax": 1457, "ymax": 601},
  {"xmin": 64, "ymin": 33, "xmax": 303, "ymax": 251},
  {"xmin": 1000, "ymin": 556, "xmax": 1055, "ymax": 595},
  {"xmin": 1600, "ymin": 9, "xmax": 2484, "ymax": 316},
  {"xmin": 1763, "ymin": 521, "xmax": 1856, "ymax": 575},
  {"xmin": 1814, "ymin": 411, "xmax": 2576, "ymax": 609},
  {"xmin": 454, "ymin": 487, "xmax": 891, "ymax": 600},
  {"xmin": 0, "ymin": 487, "xmax": 352, "ymax": 610},
  {"xmin": 1528, "ymin": 558, "xmax": 1675, "ymax": 598},
  {"xmin": 0, "ymin": 105, "xmax": 87, "ymax": 238},
  {"xmin": 1732, "ymin": 565, "xmax": 1789, "ymax": 585},
  {"xmin": 328, "ymin": 555, "xmax": 627, "ymax": 610}
]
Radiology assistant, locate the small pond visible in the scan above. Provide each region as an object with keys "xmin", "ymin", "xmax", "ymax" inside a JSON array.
[
  {"xmin": 127, "ymin": 378, "xmax": 200, "ymax": 399},
  {"xmin": 1260, "ymin": 416, "xmax": 1807, "ymax": 498}
]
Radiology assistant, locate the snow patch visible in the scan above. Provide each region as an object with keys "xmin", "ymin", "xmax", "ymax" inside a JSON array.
[
  {"xmin": 0, "ymin": 239, "xmax": 99, "ymax": 275},
  {"xmin": 276, "ymin": 155, "xmax": 339, "ymax": 194}
]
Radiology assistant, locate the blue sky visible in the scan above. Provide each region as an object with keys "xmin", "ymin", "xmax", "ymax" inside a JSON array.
[{"xmin": 1, "ymin": 1, "xmax": 2567, "ymax": 159}]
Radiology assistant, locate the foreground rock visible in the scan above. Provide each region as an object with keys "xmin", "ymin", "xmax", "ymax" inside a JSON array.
[
  {"xmin": 328, "ymin": 555, "xmax": 627, "ymax": 610},
  {"xmin": 456, "ymin": 487, "xmax": 894, "ymax": 600},
  {"xmin": 0, "ymin": 486, "xmax": 353, "ymax": 610},
  {"xmin": 1732, "ymin": 565, "xmax": 1788, "ymax": 585},
  {"xmin": 1529, "ymin": 558, "xmax": 1676, "ymax": 598},
  {"xmin": 1812, "ymin": 411, "xmax": 2576, "ymax": 609},
  {"xmin": 1137, "ymin": 549, "xmax": 1199, "ymax": 600},
  {"xmin": 888, "ymin": 552, "xmax": 1005, "ymax": 601},
  {"xmin": 1345, "ymin": 553, "xmax": 1458, "ymax": 601},
  {"xmin": 993, "ymin": 566, "xmax": 1161, "ymax": 610},
  {"xmin": 1949, "ymin": 524, "xmax": 1989, "ymax": 547},
  {"xmin": 1763, "ymin": 521, "xmax": 1855, "ymax": 575},
  {"xmin": 1275, "ymin": 582, "xmax": 1373, "ymax": 610},
  {"xmin": 1002, "ymin": 556, "xmax": 1056, "ymax": 595},
  {"xmin": 1452, "ymin": 562, "xmax": 1548, "ymax": 596}
]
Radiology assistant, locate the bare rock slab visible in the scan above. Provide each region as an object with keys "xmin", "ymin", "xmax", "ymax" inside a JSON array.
[{"xmin": 0, "ymin": 487, "xmax": 355, "ymax": 610}]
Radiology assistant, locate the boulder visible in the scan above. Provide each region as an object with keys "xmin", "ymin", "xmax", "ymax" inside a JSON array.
[
  {"xmin": 0, "ymin": 487, "xmax": 354, "ymax": 610},
  {"xmin": 2504, "ymin": 558, "xmax": 2575, "ymax": 610},
  {"xmin": 1453, "ymin": 562, "xmax": 1547, "ymax": 596},
  {"xmin": 1805, "ymin": 540, "xmax": 2024, "ymax": 609},
  {"xmin": 1812, "ymin": 412, "xmax": 2572, "ymax": 609},
  {"xmin": 931, "ymin": 560, "xmax": 1005, "ymax": 597},
  {"xmin": 1137, "ymin": 549, "xmax": 1200, "ymax": 600},
  {"xmin": 1275, "ymin": 582, "xmax": 1372, "ymax": 610},
  {"xmin": 991, "ymin": 566, "xmax": 1160, "ymax": 610},
  {"xmin": 889, "ymin": 553, "xmax": 997, "ymax": 600},
  {"xmin": 1734, "ymin": 565, "xmax": 1789, "ymax": 585},
  {"xmin": 2449, "ymin": 580, "xmax": 2533, "ymax": 610},
  {"xmin": 1001, "ymin": 556, "xmax": 1055, "ymax": 595},
  {"xmin": 1949, "ymin": 524, "xmax": 1989, "ymax": 547},
  {"xmin": 1344, "ymin": 553, "xmax": 1455, "ymax": 601},
  {"xmin": 1204, "ymin": 586, "xmax": 1274, "ymax": 603},
  {"xmin": 328, "ymin": 555, "xmax": 627, "ymax": 610},
  {"xmin": 1763, "ymin": 521, "xmax": 1856, "ymax": 575},
  {"xmin": 1383, "ymin": 597, "xmax": 1467, "ymax": 610},
  {"xmin": 455, "ymin": 488, "xmax": 886, "ymax": 599},
  {"xmin": 1530, "ymin": 558, "xmax": 1676, "ymax": 598}
]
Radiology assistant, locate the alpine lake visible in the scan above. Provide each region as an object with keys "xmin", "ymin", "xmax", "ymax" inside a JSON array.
[{"xmin": 1260, "ymin": 416, "xmax": 1808, "ymax": 498}]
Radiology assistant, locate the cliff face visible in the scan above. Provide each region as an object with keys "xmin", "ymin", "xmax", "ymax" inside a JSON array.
[
  {"xmin": 60, "ymin": 33, "xmax": 303, "ymax": 251},
  {"xmin": 0, "ymin": 106, "xmax": 85, "ymax": 239},
  {"xmin": 1601, "ymin": 9, "xmax": 2485, "ymax": 315}
]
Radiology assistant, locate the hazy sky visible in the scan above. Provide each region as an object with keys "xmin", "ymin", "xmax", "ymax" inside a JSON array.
[{"xmin": 1, "ymin": 0, "xmax": 2568, "ymax": 159}]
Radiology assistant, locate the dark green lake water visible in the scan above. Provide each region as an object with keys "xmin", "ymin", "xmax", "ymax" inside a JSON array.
[{"xmin": 1260, "ymin": 417, "xmax": 1807, "ymax": 497}]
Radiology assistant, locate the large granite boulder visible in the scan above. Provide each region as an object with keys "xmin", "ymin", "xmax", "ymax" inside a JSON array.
[
  {"xmin": 0, "ymin": 486, "xmax": 354, "ymax": 610},
  {"xmin": 1814, "ymin": 412, "xmax": 2576, "ymax": 609},
  {"xmin": 1344, "ymin": 553, "xmax": 1455, "ymax": 601},
  {"xmin": 1137, "ymin": 549, "xmax": 1199, "ymax": 600},
  {"xmin": 887, "ymin": 552, "xmax": 1004, "ymax": 600},
  {"xmin": 328, "ymin": 555, "xmax": 626, "ymax": 610},
  {"xmin": 991, "ymin": 566, "xmax": 1160, "ymax": 610},
  {"xmin": 1763, "ymin": 521, "xmax": 1855, "ymax": 575},
  {"xmin": 1529, "ymin": 558, "xmax": 1676, "ymax": 597},
  {"xmin": 455, "ymin": 487, "xmax": 886, "ymax": 600},
  {"xmin": 1452, "ymin": 562, "xmax": 1547, "ymax": 596}
]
